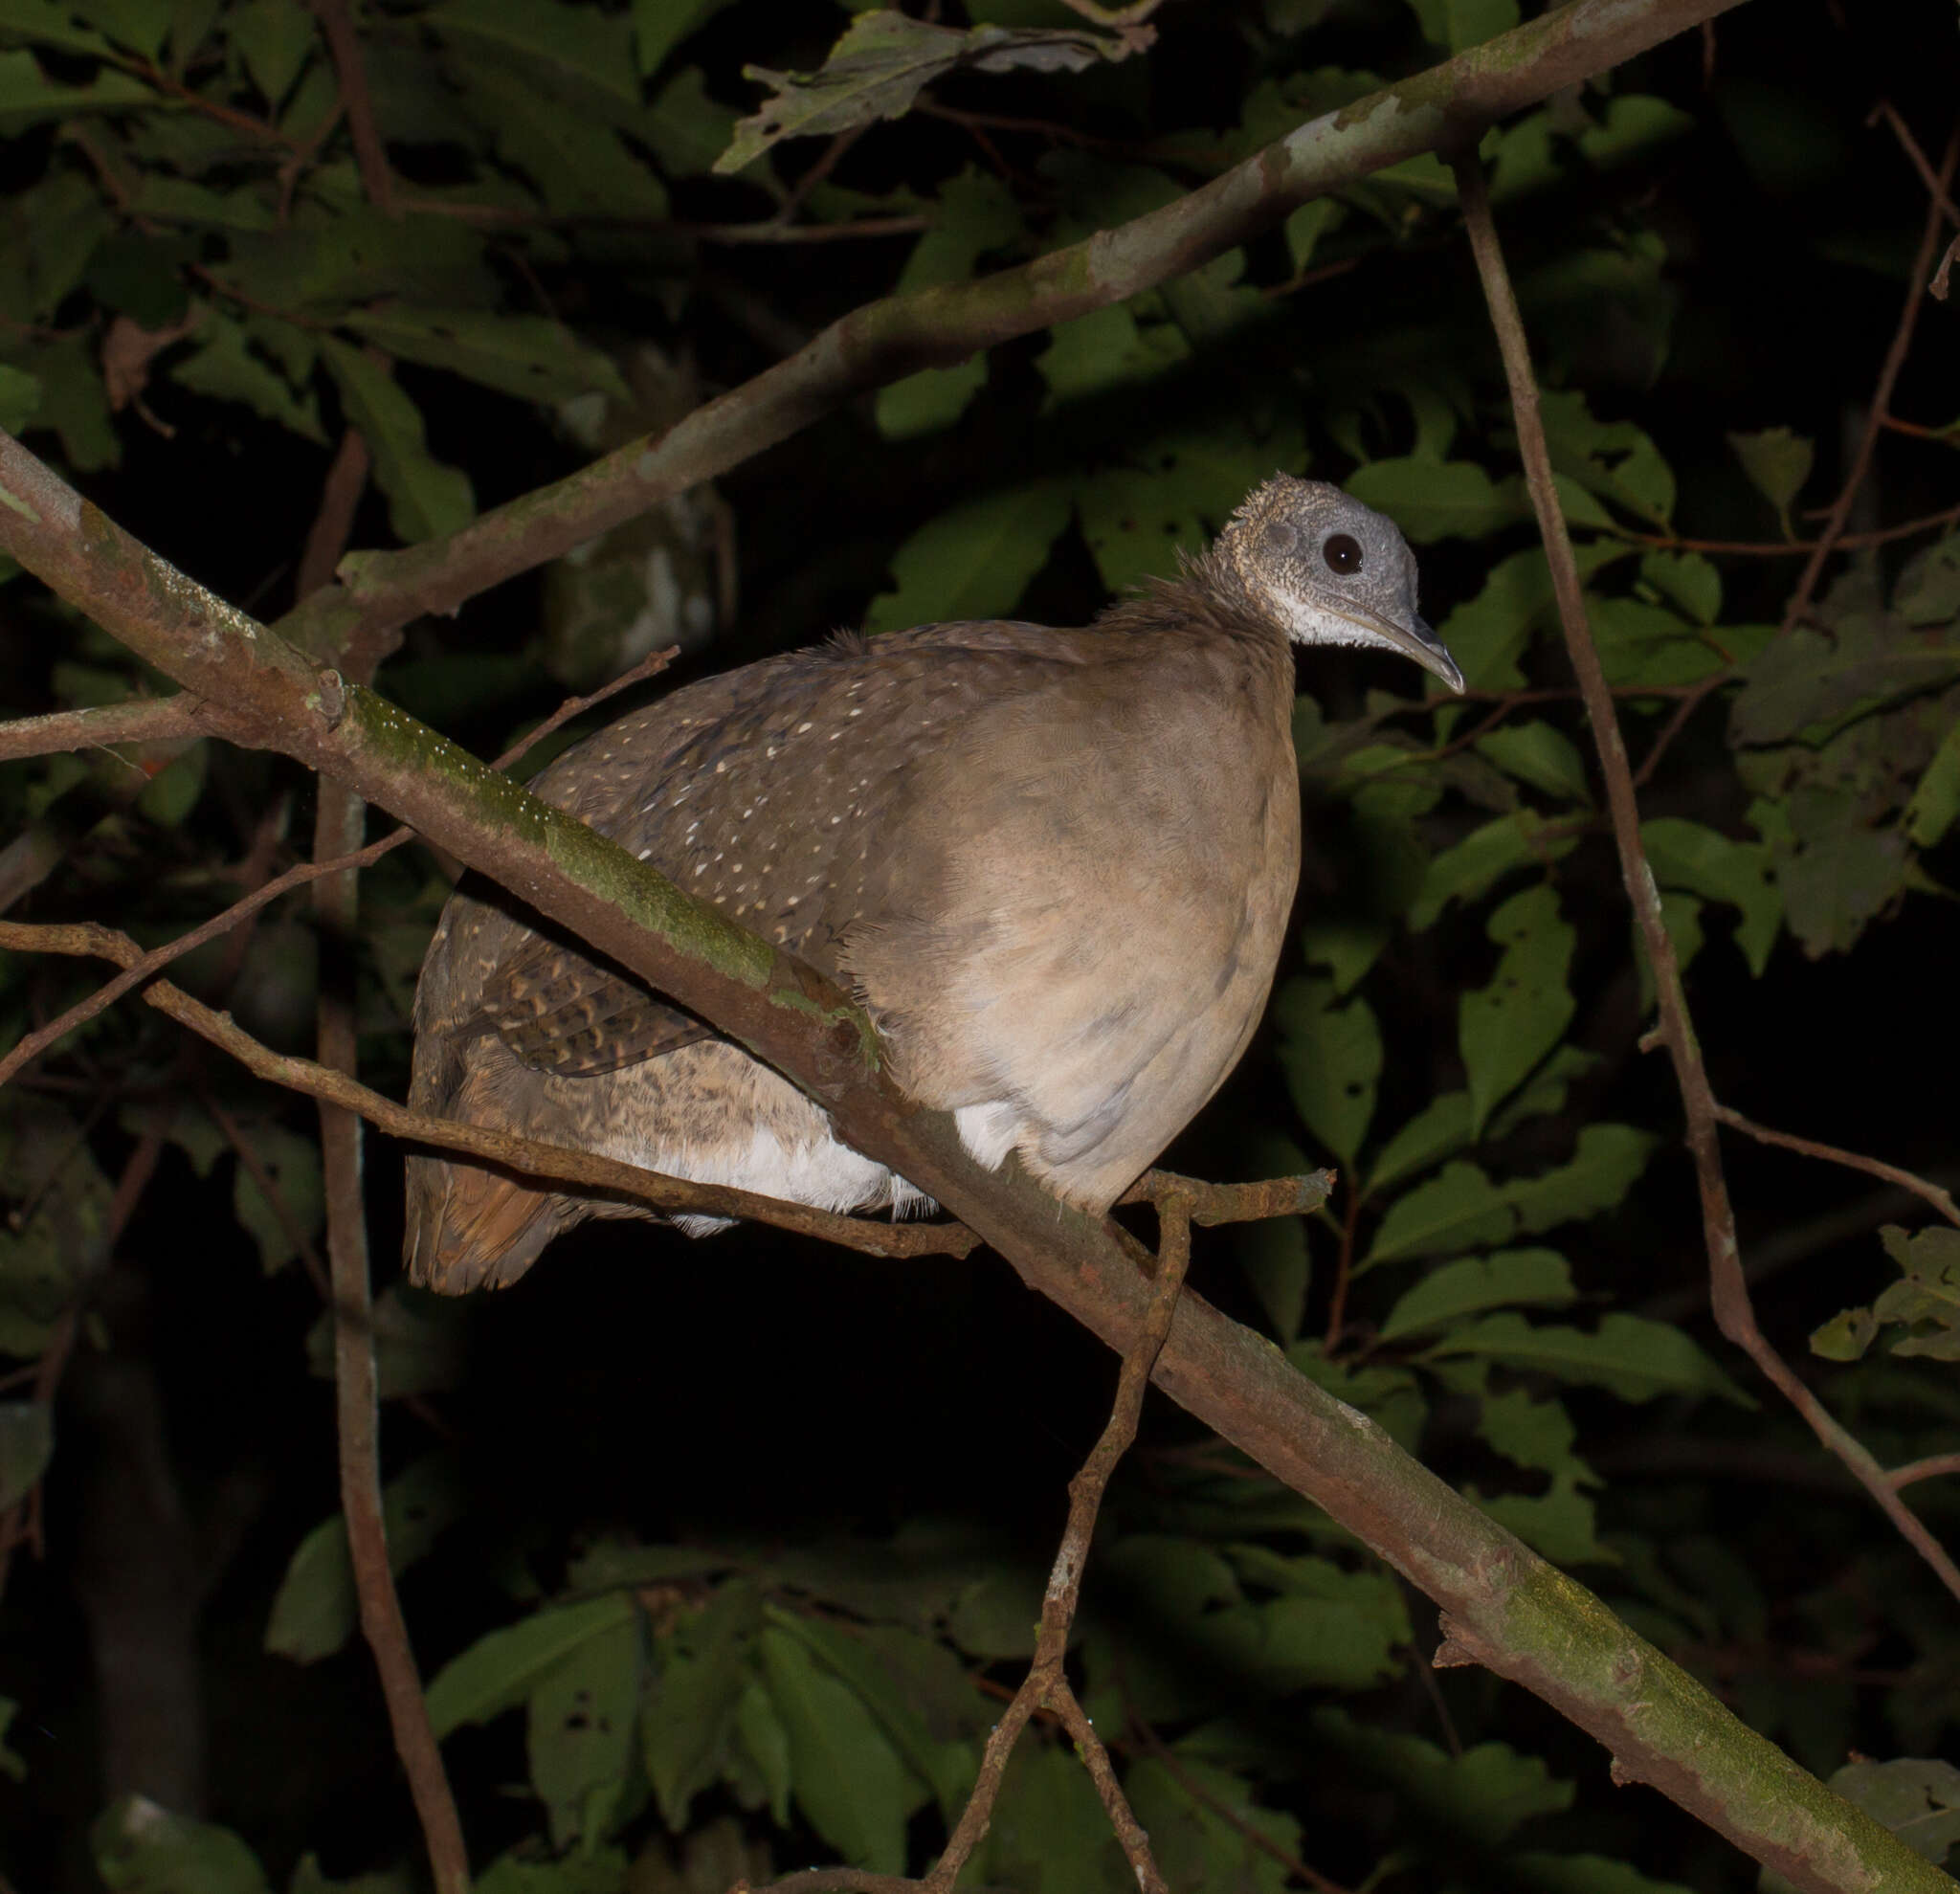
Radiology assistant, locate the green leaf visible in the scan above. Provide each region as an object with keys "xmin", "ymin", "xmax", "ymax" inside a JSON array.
[
  {"xmin": 1403, "ymin": 0, "xmax": 1518, "ymax": 52},
  {"xmin": 1589, "ymin": 595, "xmax": 1728, "ymax": 690},
  {"xmin": 1274, "ymin": 977, "xmax": 1382, "ymax": 1169},
  {"xmin": 734, "ymin": 1681, "xmax": 791, "ymax": 1825},
  {"xmin": 0, "ymin": 1400, "xmax": 52, "ymax": 1511},
  {"xmin": 639, "ymin": 63, "xmax": 737, "ymax": 177},
  {"xmin": 1809, "ymin": 1305, "xmax": 1878, "ymax": 1363},
  {"xmin": 1407, "ymin": 811, "xmax": 1576, "ymax": 931},
  {"xmin": 168, "ymin": 314, "xmax": 325, "ymax": 443},
  {"xmin": 1309, "ymin": 1709, "xmax": 1571, "ymax": 1848},
  {"xmin": 1126, "ymin": 1754, "xmax": 1302, "ymax": 1894},
  {"xmin": 454, "ymin": 58, "xmax": 669, "ymax": 217},
  {"xmin": 1474, "ymin": 721, "xmax": 1592, "ymax": 804},
  {"xmin": 93, "ymin": 1797, "xmax": 271, "ymax": 1894},
  {"xmin": 717, "ymin": 11, "xmax": 1137, "ymax": 175},
  {"xmin": 1906, "ymin": 716, "xmax": 1960, "ymax": 849},
  {"xmin": 426, "ymin": 1593, "xmax": 636, "ymax": 1739},
  {"xmin": 230, "ymin": 1121, "xmax": 323, "ymax": 1275},
  {"xmin": 529, "ymin": 1610, "xmax": 642, "ymax": 1850},
  {"xmin": 1727, "ymin": 427, "xmax": 1813, "ymax": 540},
  {"xmin": 321, "ymin": 339, "xmax": 475, "ymax": 544},
  {"xmin": 0, "ymin": 363, "xmax": 39, "ymax": 434},
  {"xmin": 644, "ymin": 1578, "xmax": 759, "ymax": 1831},
  {"xmin": 1774, "ymin": 784, "xmax": 1911, "ymax": 959},
  {"xmin": 632, "ymin": 0, "xmax": 728, "ymax": 78},
  {"xmin": 1362, "ymin": 1161, "xmax": 1516, "ymax": 1269},
  {"xmin": 429, "ymin": 0, "xmax": 638, "ymax": 103},
  {"xmin": 1730, "ymin": 615, "xmax": 1960, "ymax": 747},
  {"xmin": 1288, "ymin": 1349, "xmax": 1427, "ymax": 1453},
  {"xmin": 1424, "ymin": 1312, "xmax": 1752, "ymax": 1405},
  {"xmin": 1238, "ymin": 1212, "xmax": 1310, "ymax": 1348},
  {"xmin": 0, "ymin": 0, "xmax": 116, "ymax": 56},
  {"xmin": 1827, "ymin": 1756, "xmax": 1960, "ymax": 1865},
  {"xmin": 1640, "ymin": 817, "xmax": 1781, "ymax": 975},
  {"xmin": 265, "ymin": 1454, "xmax": 464, "ymax": 1662},
  {"xmin": 0, "ymin": 47, "xmax": 156, "ymax": 122},
  {"xmin": 1365, "ymin": 1093, "xmax": 1472, "ymax": 1197},
  {"xmin": 1379, "ymin": 1249, "xmax": 1575, "ymax": 1342},
  {"xmin": 758, "ymin": 1624, "xmax": 918, "ymax": 1873},
  {"xmin": 1575, "ymin": 94, "xmax": 1695, "ymax": 168},
  {"xmin": 229, "ymin": 0, "xmax": 313, "ymax": 108},
  {"xmin": 1344, "ymin": 455, "xmax": 1526, "ymax": 543},
  {"xmin": 863, "ymin": 479, "xmax": 1071, "ymax": 635},
  {"xmin": 1896, "ymin": 536, "xmax": 1960, "ymax": 626},
  {"xmin": 1505, "ymin": 1125, "xmax": 1658, "ymax": 1236},
  {"xmin": 875, "ymin": 170, "xmax": 1021, "ymax": 438},
  {"xmin": 1538, "ymin": 388, "xmax": 1674, "ymax": 527},
  {"xmin": 1459, "ymin": 884, "xmax": 1575, "ymax": 1137},
  {"xmin": 1637, "ymin": 549, "xmax": 1721, "ymax": 626},
  {"xmin": 476, "ymin": 1849, "xmax": 627, "ymax": 1894},
  {"xmin": 342, "ymin": 308, "xmax": 631, "ymax": 407},
  {"xmin": 1513, "ymin": 1855, "xmax": 1698, "ymax": 1894}
]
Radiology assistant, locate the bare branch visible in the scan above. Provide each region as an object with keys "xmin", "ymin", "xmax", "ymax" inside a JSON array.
[
  {"xmin": 0, "ymin": 694, "xmax": 209, "ymax": 762},
  {"xmin": 1713, "ymin": 1105, "xmax": 1960, "ymax": 1230},
  {"xmin": 1451, "ymin": 145, "xmax": 1960, "ymax": 1613}
]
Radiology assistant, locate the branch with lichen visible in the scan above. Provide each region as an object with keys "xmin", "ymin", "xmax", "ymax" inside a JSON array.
[{"xmin": 0, "ymin": 420, "xmax": 1949, "ymax": 1893}]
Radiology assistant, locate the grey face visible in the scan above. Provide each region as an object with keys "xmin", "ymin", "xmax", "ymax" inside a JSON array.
[{"xmin": 1222, "ymin": 475, "xmax": 1464, "ymax": 693}]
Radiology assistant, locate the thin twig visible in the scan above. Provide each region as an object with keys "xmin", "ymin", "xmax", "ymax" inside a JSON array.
[
  {"xmin": 1712, "ymin": 1105, "xmax": 1960, "ymax": 1229},
  {"xmin": 1890, "ymin": 1455, "xmax": 1960, "ymax": 1491},
  {"xmin": 1123, "ymin": 1691, "xmax": 1353, "ymax": 1894},
  {"xmin": 1452, "ymin": 144, "xmax": 1960, "ymax": 1608},
  {"xmin": 0, "ymin": 647, "xmax": 679, "ymax": 1093},
  {"xmin": 307, "ymin": 0, "xmax": 395, "ymax": 214},
  {"xmin": 0, "ymin": 918, "xmax": 982, "ymax": 1259},
  {"xmin": 922, "ymin": 1192, "xmax": 1192, "ymax": 1894},
  {"xmin": 1783, "ymin": 128, "xmax": 1959, "ymax": 629},
  {"xmin": 0, "ymin": 695, "xmax": 208, "ymax": 763},
  {"xmin": 1631, "ymin": 669, "xmax": 1729, "ymax": 790},
  {"xmin": 297, "ymin": 430, "xmax": 373, "ymax": 604},
  {"xmin": 197, "ymin": 1087, "xmax": 331, "ymax": 1300},
  {"xmin": 1873, "ymin": 102, "xmax": 1960, "ymax": 240}
]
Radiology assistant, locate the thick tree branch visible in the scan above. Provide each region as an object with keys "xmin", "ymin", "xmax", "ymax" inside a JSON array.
[
  {"xmin": 0, "ymin": 422, "xmax": 1949, "ymax": 1891},
  {"xmin": 268, "ymin": 0, "xmax": 1748, "ymax": 669}
]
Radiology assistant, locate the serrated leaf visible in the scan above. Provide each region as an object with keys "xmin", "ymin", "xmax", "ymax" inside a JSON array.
[
  {"xmin": 1379, "ymin": 1249, "xmax": 1574, "ymax": 1341},
  {"xmin": 1362, "ymin": 1161, "xmax": 1516, "ymax": 1269},
  {"xmin": 1809, "ymin": 1306, "xmax": 1878, "ymax": 1363},
  {"xmin": 863, "ymin": 479, "xmax": 1071, "ymax": 635},
  {"xmin": 426, "ymin": 1593, "xmax": 636, "ymax": 1739},
  {"xmin": 1506, "ymin": 1125, "xmax": 1658, "ymax": 1235},
  {"xmin": 265, "ymin": 1454, "xmax": 464, "ymax": 1662},
  {"xmin": 1730, "ymin": 616, "xmax": 1960, "ymax": 747},
  {"xmin": 455, "ymin": 57, "xmax": 669, "ymax": 217},
  {"xmin": 717, "ymin": 11, "xmax": 1135, "ymax": 175},
  {"xmin": 1727, "ymin": 427, "xmax": 1813, "ymax": 540},
  {"xmin": 168, "ymin": 313, "xmax": 325, "ymax": 442},
  {"xmin": 322, "ymin": 339, "xmax": 474, "ymax": 543},
  {"xmin": 1407, "ymin": 810, "xmax": 1576, "ymax": 931},
  {"xmin": 1345, "ymin": 455, "xmax": 1526, "ymax": 543},
  {"xmin": 1425, "ymin": 1311, "xmax": 1752, "ymax": 1405},
  {"xmin": 758, "ymin": 1625, "xmax": 918, "ymax": 1872},
  {"xmin": 1828, "ymin": 1757, "xmax": 1960, "ymax": 1864},
  {"xmin": 1538, "ymin": 388, "xmax": 1674, "ymax": 527},
  {"xmin": 530, "ymin": 1611, "xmax": 641, "ymax": 1849},
  {"xmin": 1459, "ymin": 884, "xmax": 1574, "ymax": 1136},
  {"xmin": 632, "ymin": 0, "xmax": 728, "ymax": 78},
  {"xmin": 1640, "ymin": 817, "xmax": 1781, "ymax": 975},
  {"xmin": 429, "ymin": 0, "xmax": 638, "ymax": 103},
  {"xmin": 342, "ymin": 307, "xmax": 630, "ymax": 407},
  {"xmin": 1274, "ymin": 977, "xmax": 1381, "ymax": 1169},
  {"xmin": 93, "ymin": 1797, "xmax": 270, "ymax": 1894}
]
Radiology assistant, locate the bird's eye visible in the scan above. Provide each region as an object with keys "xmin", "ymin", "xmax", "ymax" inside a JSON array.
[{"xmin": 1323, "ymin": 533, "xmax": 1363, "ymax": 575}]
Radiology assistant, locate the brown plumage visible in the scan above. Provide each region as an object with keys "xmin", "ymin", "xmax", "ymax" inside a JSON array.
[{"xmin": 405, "ymin": 476, "xmax": 1460, "ymax": 1292}]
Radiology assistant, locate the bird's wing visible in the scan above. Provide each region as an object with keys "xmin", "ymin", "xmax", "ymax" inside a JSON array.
[{"xmin": 479, "ymin": 933, "xmax": 711, "ymax": 1076}]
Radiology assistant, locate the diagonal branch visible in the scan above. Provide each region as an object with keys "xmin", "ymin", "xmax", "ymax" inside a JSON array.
[
  {"xmin": 267, "ymin": 0, "xmax": 1749, "ymax": 672},
  {"xmin": 0, "ymin": 431, "xmax": 1952, "ymax": 1891},
  {"xmin": 1449, "ymin": 146, "xmax": 1960, "ymax": 1610}
]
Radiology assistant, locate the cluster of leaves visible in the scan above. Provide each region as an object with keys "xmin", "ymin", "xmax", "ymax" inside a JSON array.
[{"xmin": 5, "ymin": 0, "xmax": 1960, "ymax": 1891}]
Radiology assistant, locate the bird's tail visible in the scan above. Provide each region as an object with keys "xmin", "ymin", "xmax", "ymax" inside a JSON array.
[{"xmin": 404, "ymin": 1153, "xmax": 562, "ymax": 1293}]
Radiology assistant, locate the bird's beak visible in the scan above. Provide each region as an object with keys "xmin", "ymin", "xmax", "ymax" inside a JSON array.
[{"xmin": 1354, "ymin": 608, "xmax": 1465, "ymax": 694}]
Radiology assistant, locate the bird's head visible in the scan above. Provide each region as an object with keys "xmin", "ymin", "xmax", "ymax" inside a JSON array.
[{"xmin": 1217, "ymin": 475, "xmax": 1464, "ymax": 693}]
